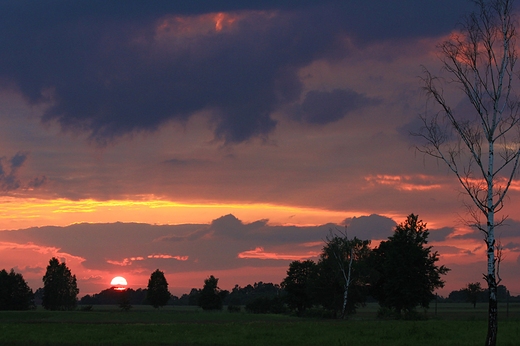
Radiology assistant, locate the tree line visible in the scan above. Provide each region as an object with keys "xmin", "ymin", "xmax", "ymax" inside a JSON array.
[{"xmin": 1, "ymin": 214, "xmax": 516, "ymax": 317}]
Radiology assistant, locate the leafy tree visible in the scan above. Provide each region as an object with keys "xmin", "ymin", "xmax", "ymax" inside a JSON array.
[
  {"xmin": 281, "ymin": 260, "xmax": 316, "ymax": 315},
  {"xmin": 198, "ymin": 275, "xmax": 226, "ymax": 310},
  {"xmin": 42, "ymin": 257, "xmax": 79, "ymax": 311},
  {"xmin": 146, "ymin": 269, "xmax": 171, "ymax": 308},
  {"xmin": 465, "ymin": 282, "xmax": 485, "ymax": 308},
  {"xmin": 0, "ymin": 269, "xmax": 34, "ymax": 310},
  {"xmin": 419, "ymin": 1, "xmax": 519, "ymax": 343},
  {"xmin": 370, "ymin": 214, "xmax": 449, "ymax": 316},
  {"xmin": 315, "ymin": 233, "xmax": 371, "ymax": 318}
]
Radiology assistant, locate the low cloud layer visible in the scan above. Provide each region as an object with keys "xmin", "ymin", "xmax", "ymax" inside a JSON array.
[{"xmin": 0, "ymin": 213, "xmax": 498, "ymax": 295}]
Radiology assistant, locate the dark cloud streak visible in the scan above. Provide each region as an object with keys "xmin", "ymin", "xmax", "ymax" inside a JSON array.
[{"xmin": 0, "ymin": 152, "xmax": 46, "ymax": 192}]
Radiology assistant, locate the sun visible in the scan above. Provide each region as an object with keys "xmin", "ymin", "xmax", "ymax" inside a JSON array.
[{"xmin": 110, "ymin": 276, "xmax": 128, "ymax": 290}]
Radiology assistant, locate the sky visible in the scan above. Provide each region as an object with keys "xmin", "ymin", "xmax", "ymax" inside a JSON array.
[{"xmin": 0, "ymin": 0, "xmax": 518, "ymax": 297}]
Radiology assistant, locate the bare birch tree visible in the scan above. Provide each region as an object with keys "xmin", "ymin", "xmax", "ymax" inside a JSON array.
[
  {"xmin": 325, "ymin": 230, "xmax": 354, "ymax": 319},
  {"xmin": 418, "ymin": 1, "xmax": 520, "ymax": 345},
  {"xmin": 322, "ymin": 229, "xmax": 370, "ymax": 319}
]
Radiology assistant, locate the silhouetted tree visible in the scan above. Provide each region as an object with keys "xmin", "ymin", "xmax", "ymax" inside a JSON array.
[
  {"xmin": 419, "ymin": 1, "xmax": 519, "ymax": 343},
  {"xmin": 42, "ymin": 257, "xmax": 79, "ymax": 310},
  {"xmin": 315, "ymin": 232, "xmax": 371, "ymax": 318},
  {"xmin": 225, "ymin": 282, "xmax": 284, "ymax": 306},
  {"xmin": 146, "ymin": 269, "xmax": 171, "ymax": 308},
  {"xmin": 281, "ymin": 260, "xmax": 316, "ymax": 315},
  {"xmin": 370, "ymin": 214, "xmax": 449, "ymax": 316},
  {"xmin": 118, "ymin": 289, "xmax": 132, "ymax": 311},
  {"xmin": 0, "ymin": 269, "xmax": 34, "ymax": 310},
  {"xmin": 171, "ymin": 288, "xmax": 201, "ymax": 306},
  {"xmin": 79, "ymin": 288, "xmax": 148, "ymax": 305},
  {"xmin": 198, "ymin": 275, "xmax": 225, "ymax": 310},
  {"xmin": 465, "ymin": 282, "xmax": 485, "ymax": 308}
]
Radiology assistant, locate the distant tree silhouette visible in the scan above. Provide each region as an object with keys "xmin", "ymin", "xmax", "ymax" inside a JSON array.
[
  {"xmin": 146, "ymin": 269, "xmax": 171, "ymax": 308},
  {"xmin": 465, "ymin": 282, "xmax": 485, "ymax": 308},
  {"xmin": 80, "ymin": 288, "xmax": 148, "ymax": 305},
  {"xmin": 198, "ymin": 275, "xmax": 226, "ymax": 310},
  {"xmin": 118, "ymin": 289, "xmax": 132, "ymax": 311},
  {"xmin": 370, "ymin": 214, "xmax": 449, "ymax": 317},
  {"xmin": 42, "ymin": 257, "xmax": 79, "ymax": 310},
  {"xmin": 225, "ymin": 282, "xmax": 284, "ymax": 306},
  {"xmin": 173, "ymin": 288, "xmax": 200, "ymax": 306},
  {"xmin": 281, "ymin": 260, "xmax": 316, "ymax": 315},
  {"xmin": 0, "ymin": 269, "xmax": 34, "ymax": 310}
]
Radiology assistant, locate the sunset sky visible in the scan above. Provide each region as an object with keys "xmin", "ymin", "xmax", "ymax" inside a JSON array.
[{"xmin": 0, "ymin": 0, "xmax": 518, "ymax": 297}]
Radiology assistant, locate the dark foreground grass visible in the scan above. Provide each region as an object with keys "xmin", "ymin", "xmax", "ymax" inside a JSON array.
[{"xmin": 0, "ymin": 304, "xmax": 518, "ymax": 346}]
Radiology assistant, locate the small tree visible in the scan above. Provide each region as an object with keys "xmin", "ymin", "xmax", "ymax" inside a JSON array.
[
  {"xmin": 370, "ymin": 214, "xmax": 449, "ymax": 316},
  {"xmin": 281, "ymin": 260, "xmax": 316, "ymax": 315},
  {"xmin": 118, "ymin": 289, "xmax": 132, "ymax": 311},
  {"xmin": 146, "ymin": 269, "xmax": 171, "ymax": 308},
  {"xmin": 198, "ymin": 275, "xmax": 225, "ymax": 310},
  {"xmin": 0, "ymin": 269, "xmax": 34, "ymax": 310},
  {"xmin": 465, "ymin": 282, "xmax": 485, "ymax": 308},
  {"xmin": 42, "ymin": 257, "xmax": 79, "ymax": 311}
]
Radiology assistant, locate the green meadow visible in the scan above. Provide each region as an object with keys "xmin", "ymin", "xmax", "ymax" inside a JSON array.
[{"xmin": 0, "ymin": 303, "xmax": 519, "ymax": 345}]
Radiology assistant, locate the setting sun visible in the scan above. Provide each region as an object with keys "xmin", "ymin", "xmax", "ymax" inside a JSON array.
[{"xmin": 110, "ymin": 276, "xmax": 128, "ymax": 289}]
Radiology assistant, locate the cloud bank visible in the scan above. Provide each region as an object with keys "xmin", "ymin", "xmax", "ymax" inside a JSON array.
[{"xmin": 0, "ymin": 1, "xmax": 468, "ymax": 144}]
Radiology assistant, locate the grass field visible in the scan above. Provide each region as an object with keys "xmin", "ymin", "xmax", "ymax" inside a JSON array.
[{"xmin": 0, "ymin": 303, "xmax": 518, "ymax": 345}]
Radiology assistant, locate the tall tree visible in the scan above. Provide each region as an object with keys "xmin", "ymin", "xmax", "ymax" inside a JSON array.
[
  {"xmin": 42, "ymin": 257, "xmax": 79, "ymax": 311},
  {"xmin": 0, "ymin": 269, "xmax": 34, "ymax": 310},
  {"xmin": 198, "ymin": 275, "xmax": 226, "ymax": 310},
  {"xmin": 419, "ymin": 1, "xmax": 519, "ymax": 344},
  {"xmin": 316, "ymin": 232, "xmax": 371, "ymax": 318},
  {"xmin": 370, "ymin": 214, "xmax": 449, "ymax": 315},
  {"xmin": 146, "ymin": 269, "xmax": 171, "ymax": 308},
  {"xmin": 281, "ymin": 260, "xmax": 316, "ymax": 316}
]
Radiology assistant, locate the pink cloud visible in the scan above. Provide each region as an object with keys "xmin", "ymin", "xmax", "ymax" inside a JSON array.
[
  {"xmin": 364, "ymin": 174, "xmax": 442, "ymax": 191},
  {"xmin": 238, "ymin": 247, "xmax": 319, "ymax": 261},
  {"xmin": 107, "ymin": 254, "xmax": 189, "ymax": 266},
  {"xmin": 147, "ymin": 254, "xmax": 189, "ymax": 261}
]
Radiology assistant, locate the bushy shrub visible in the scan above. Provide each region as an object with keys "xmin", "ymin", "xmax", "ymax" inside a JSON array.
[
  {"xmin": 227, "ymin": 304, "xmax": 241, "ymax": 313},
  {"xmin": 377, "ymin": 306, "xmax": 428, "ymax": 320},
  {"xmin": 245, "ymin": 296, "xmax": 285, "ymax": 314}
]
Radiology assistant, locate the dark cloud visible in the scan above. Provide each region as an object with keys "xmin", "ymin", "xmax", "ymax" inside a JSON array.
[
  {"xmin": 0, "ymin": 152, "xmax": 46, "ymax": 193},
  {"xmin": 291, "ymin": 89, "xmax": 380, "ymax": 125},
  {"xmin": 162, "ymin": 158, "xmax": 211, "ymax": 167},
  {"xmin": 0, "ymin": 1, "xmax": 469, "ymax": 145},
  {"xmin": 339, "ymin": 0, "xmax": 469, "ymax": 42},
  {"xmin": 0, "ymin": 152, "xmax": 26, "ymax": 191},
  {"xmin": 452, "ymin": 220, "xmax": 520, "ymax": 241},
  {"xmin": 432, "ymin": 245, "xmax": 475, "ymax": 256},
  {"xmin": 343, "ymin": 214, "xmax": 396, "ymax": 239},
  {"xmin": 503, "ymin": 242, "xmax": 520, "ymax": 252},
  {"xmin": 12, "ymin": 266, "xmax": 43, "ymax": 274},
  {"xmin": 428, "ymin": 227, "xmax": 455, "ymax": 242}
]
